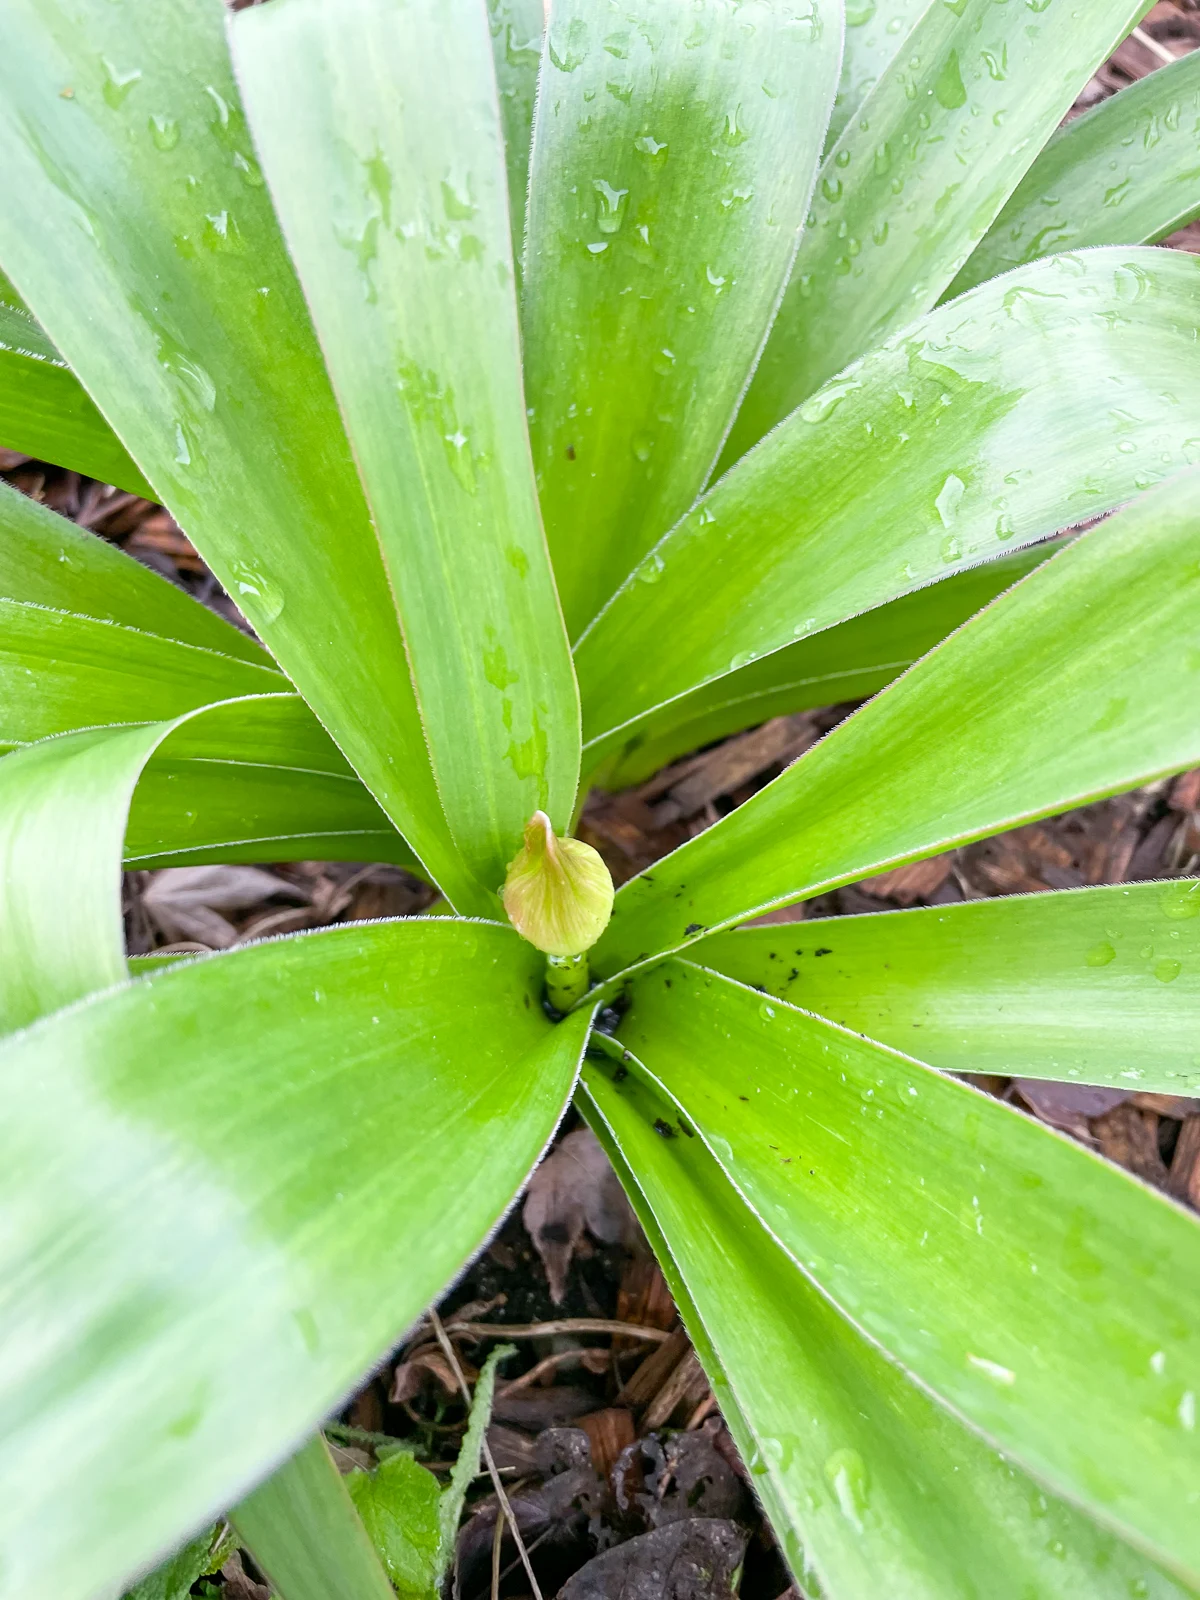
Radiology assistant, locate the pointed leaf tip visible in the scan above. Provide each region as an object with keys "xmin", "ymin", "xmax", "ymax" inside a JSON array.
[{"xmin": 502, "ymin": 811, "xmax": 613, "ymax": 957}]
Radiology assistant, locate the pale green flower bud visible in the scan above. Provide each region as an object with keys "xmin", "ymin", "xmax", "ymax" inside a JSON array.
[{"xmin": 502, "ymin": 811, "xmax": 614, "ymax": 957}]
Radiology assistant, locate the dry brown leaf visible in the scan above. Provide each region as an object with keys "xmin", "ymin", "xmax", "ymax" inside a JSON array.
[
  {"xmin": 524, "ymin": 1128, "xmax": 639, "ymax": 1304},
  {"xmin": 654, "ymin": 1429, "xmax": 747, "ymax": 1527},
  {"xmin": 491, "ymin": 1383, "xmax": 598, "ymax": 1430},
  {"xmin": 1013, "ymin": 1080, "xmax": 1128, "ymax": 1141},
  {"xmin": 484, "ymin": 1422, "xmax": 540, "ymax": 1474},
  {"xmin": 142, "ymin": 866, "xmax": 307, "ymax": 948},
  {"xmin": 389, "ymin": 1346, "xmax": 466, "ymax": 1405},
  {"xmin": 558, "ymin": 1518, "xmax": 747, "ymax": 1600}
]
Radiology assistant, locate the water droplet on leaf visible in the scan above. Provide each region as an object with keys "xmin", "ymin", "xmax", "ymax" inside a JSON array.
[
  {"xmin": 101, "ymin": 58, "xmax": 142, "ymax": 110},
  {"xmin": 592, "ymin": 177, "xmax": 628, "ymax": 234},
  {"xmin": 149, "ymin": 113, "xmax": 179, "ymax": 151},
  {"xmin": 229, "ymin": 559, "xmax": 285, "ymax": 624},
  {"xmin": 823, "ymin": 1448, "xmax": 869, "ymax": 1531}
]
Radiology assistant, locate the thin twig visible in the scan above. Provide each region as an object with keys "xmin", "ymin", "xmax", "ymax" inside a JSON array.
[
  {"xmin": 326, "ymin": 1439, "xmax": 371, "ymax": 1474},
  {"xmin": 490, "ymin": 1488, "xmax": 504, "ymax": 1600},
  {"xmin": 1132, "ymin": 24, "xmax": 1177, "ymax": 66},
  {"xmin": 430, "ymin": 1309, "xmax": 545, "ymax": 1600},
  {"xmin": 444, "ymin": 1317, "xmax": 670, "ymax": 1344},
  {"xmin": 493, "ymin": 1524, "xmax": 558, "ymax": 1592},
  {"xmin": 498, "ymin": 1347, "xmax": 588, "ymax": 1395}
]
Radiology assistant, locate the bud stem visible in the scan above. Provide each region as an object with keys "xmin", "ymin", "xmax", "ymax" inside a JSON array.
[{"xmin": 545, "ymin": 951, "xmax": 589, "ymax": 1013}]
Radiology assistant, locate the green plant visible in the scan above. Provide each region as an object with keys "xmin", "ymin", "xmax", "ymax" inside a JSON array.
[{"xmin": 0, "ymin": 0, "xmax": 1199, "ymax": 1595}]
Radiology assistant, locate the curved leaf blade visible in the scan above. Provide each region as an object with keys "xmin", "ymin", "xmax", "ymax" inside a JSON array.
[
  {"xmin": 724, "ymin": 0, "xmax": 1150, "ymax": 458},
  {"xmin": 0, "ymin": 919, "xmax": 587, "ymax": 1600},
  {"xmin": 0, "ymin": 0, "xmax": 476, "ymax": 907},
  {"xmin": 953, "ymin": 47, "xmax": 1200, "ymax": 297},
  {"xmin": 0, "ymin": 479, "xmax": 288, "ymax": 752},
  {"xmin": 576, "ymin": 249, "xmax": 1200, "ymax": 747},
  {"xmin": 0, "ymin": 602, "xmax": 284, "ymax": 755},
  {"xmin": 231, "ymin": 1436, "xmax": 395, "ymax": 1600},
  {"xmin": 0, "ymin": 695, "xmax": 414, "ymax": 1030},
  {"xmin": 0, "ymin": 722, "xmax": 159, "ymax": 1030},
  {"xmin": 522, "ymin": 0, "xmax": 841, "ymax": 635},
  {"xmin": 617, "ymin": 961, "xmax": 1200, "ymax": 1583},
  {"xmin": 232, "ymin": 0, "xmax": 580, "ymax": 885},
  {"xmin": 0, "ymin": 301, "xmax": 153, "ymax": 495},
  {"xmin": 591, "ymin": 460, "xmax": 1200, "ymax": 980},
  {"xmin": 698, "ymin": 882, "xmax": 1200, "ymax": 1095},
  {"xmin": 0, "ymin": 479, "xmax": 271, "ymax": 665},
  {"xmin": 581, "ymin": 1045, "xmax": 1197, "ymax": 1600},
  {"xmin": 123, "ymin": 697, "xmax": 419, "ymax": 872},
  {"xmin": 585, "ymin": 542, "xmax": 1056, "ymax": 788}
]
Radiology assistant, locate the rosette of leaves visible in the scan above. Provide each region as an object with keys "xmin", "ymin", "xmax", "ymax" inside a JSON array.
[{"xmin": 1, "ymin": 1, "xmax": 1199, "ymax": 1597}]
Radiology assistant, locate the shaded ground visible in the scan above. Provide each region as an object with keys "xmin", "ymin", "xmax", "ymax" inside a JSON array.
[{"xmin": 5, "ymin": 6, "xmax": 1200, "ymax": 1593}]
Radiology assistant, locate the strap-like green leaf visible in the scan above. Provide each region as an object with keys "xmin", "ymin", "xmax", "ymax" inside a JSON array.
[
  {"xmin": 0, "ymin": 695, "xmax": 413, "ymax": 1032},
  {"xmin": 953, "ymin": 48, "xmax": 1200, "ymax": 297},
  {"xmin": 0, "ymin": 722, "xmax": 159, "ymax": 1031},
  {"xmin": 0, "ymin": 919, "xmax": 587, "ymax": 1600},
  {"xmin": 576, "ymin": 248, "xmax": 1200, "ymax": 748},
  {"xmin": 0, "ymin": 480, "xmax": 298, "ymax": 753},
  {"xmin": 489, "ymin": 0, "xmax": 543, "ymax": 258},
  {"xmin": 724, "ymin": 0, "xmax": 1150, "ymax": 458},
  {"xmin": 578, "ymin": 1074, "xmax": 824, "ymax": 1596},
  {"xmin": 618, "ymin": 960, "xmax": 1200, "ymax": 1583},
  {"xmin": 0, "ymin": 479, "xmax": 270, "ymax": 665},
  {"xmin": 581, "ymin": 1044, "xmax": 1196, "ymax": 1600},
  {"xmin": 0, "ymin": 601, "xmax": 285, "ymax": 755},
  {"xmin": 0, "ymin": 268, "xmax": 27, "ymax": 310},
  {"xmin": 231, "ymin": 0, "xmax": 580, "ymax": 887},
  {"xmin": 0, "ymin": 301, "xmax": 153, "ymax": 495},
  {"xmin": 123, "ymin": 697, "xmax": 419, "ymax": 872},
  {"xmin": 585, "ymin": 543, "xmax": 1056, "ymax": 788},
  {"xmin": 0, "ymin": 0, "xmax": 477, "ymax": 908},
  {"xmin": 592, "ymin": 465, "xmax": 1200, "ymax": 979},
  {"xmin": 232, "ymin": 1435, "xmax": 396, "ymax": 1600},
  {"xmin": 522, "ymin": 0, "xmax": 840, "ymax": 635},
  {"xmin": 827, "ymin": 0, "xmax": 931, "ymax": 149},
  {"xmin": 699, "ymin": 882, "xmax": 1200, "ymax": 1095}
]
